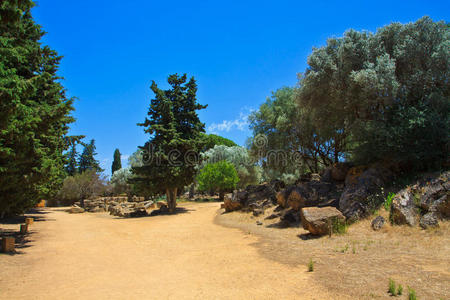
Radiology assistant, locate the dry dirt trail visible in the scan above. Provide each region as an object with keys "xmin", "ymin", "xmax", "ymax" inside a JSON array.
[{"xmin": 0, "ymin": 202, "xmax": 334, "ymax": 300}]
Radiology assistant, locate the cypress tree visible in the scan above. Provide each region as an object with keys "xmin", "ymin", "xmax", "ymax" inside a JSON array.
[
  {"xmin": 112, "ymin": 148, "xmax": 122, "ymax": 174},
  {"xmin": 132, "ymin": 74, "xmax": 207, "ymax": 212},
  {"xmin": 78, "ymin": 140, "xmax": 102, "ymax": 173},
  {"xmin": 0, "ymin": 1, "xmax": 76, "ymax": 216},
  {"xmin": 65, "ymin": 145, "xmax": 78, "ymax": 176}
]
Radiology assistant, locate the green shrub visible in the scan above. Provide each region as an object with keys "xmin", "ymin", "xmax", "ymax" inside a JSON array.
[
  {"xmin": 397, "ymin": 284, "xmax": 403, "ymax": 295},
  {"xmin": 332, "ymin": 218, "xmax": 348, "ymax": 234},
  {"xmin": 384, "ymin": 192, "xmax": 395, "ymax": 211},
  {"xmin": 307, "ymin": 259, "xmax": 314, "ymax": 272},
  {"xmin": 388, "ymin": 278, "xmax": 397, "ymax": 296},
  {"xmin": 408, "ymin": 287, "xmax": 417, "ymax": 300}
]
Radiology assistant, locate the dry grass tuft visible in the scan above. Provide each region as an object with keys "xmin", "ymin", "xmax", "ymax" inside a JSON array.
[{"xmin": 216, "ymin": 206, "xmax": 450, "ymax": 299}]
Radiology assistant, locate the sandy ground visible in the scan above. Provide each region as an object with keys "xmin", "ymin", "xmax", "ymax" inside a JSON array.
[
  {"xmin": 0, "ymin": 203, "xmax": 338, "ymax": 300},
  {"xmin": 216, "ymin": 206, "xmax": 450, "ymax": 299}
]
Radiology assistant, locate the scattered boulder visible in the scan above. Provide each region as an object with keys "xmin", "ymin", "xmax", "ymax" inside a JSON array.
[
  {"xmin": 156, "ymin": 201, "xmax": 168, "ymax": 208},
  {"xmin": 330, "ymin": 162, "xmax": 351, "ymax": 182},
  {"xmin": 253, "ymin": 208, "xmax": 264, "ymax": 217},
  {"xmin": 280, "ymin": 209, "xmax": 300, "ymax": 224},
  {"xmin": 390, "ymin": 189, "xmax": 417, "ymax": 226},
  {"xmin": 223, "ymin": 193, "xmax": 242, "ymax": 212},
  {"xmin": 278, "ymin": 182, "xmax": 338, "ymax": 211},
  {"xmin": 371, "ymin": 216, "xmax": 385, "ymax": 231},
  {"xmin": 420, "ymin": 212, "xmax": 439, "ymax": 229},
  {"xmin": 265, "ymin": 213, "xmax": 280, "ymax": 220},
  {"xmin": 419, "ymin": 172, "xmax": 450, "ymax": 218},
  {"xmin": 88, "ymin": 206, "xmax": 105, "ymax": 213},
  {"xmin": 270, "ymin": 179, "xmax": 286, "ymax": 192},
  {"xmin": 256, "ymin": 221, "xmax": 263, "ymax": 226},
  {"xmin": 339, "ymin": 166, "xmax": 392, "ymax": 221},
  {"xmin": 67, "ymin": 206, "xmax": 85, "ymax": 214},
  {"xmin": 301, "ymin": 206, "xmax": 345, "ymax": 236},
  {"xmin": 431, "ymin": 195, "xmax": 450, "ymax": 218}
]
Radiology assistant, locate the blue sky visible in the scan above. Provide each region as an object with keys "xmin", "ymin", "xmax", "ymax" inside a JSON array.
[{"xmin": 33, "ymin": 0, "xmax": 449, "ymax": 176}]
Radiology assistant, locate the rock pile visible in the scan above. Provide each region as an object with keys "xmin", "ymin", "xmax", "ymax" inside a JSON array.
[
  {"xmin": 108, "ymin": 200, "xmax": 154, "ymax": 218},
  {"xmin": 391, "ymin": 171, "xmax": 449, "ymax": 229},
  {"xmin": 68, "ymin": 196, "xmax": 156, "ymax": 218},
  {"xmin": 301, "ymin": 206, "xmax": 345, "ymax": 235},
  {"xmin": 223, "ymin": 181, "xmax": 281, "ymax": 213}
]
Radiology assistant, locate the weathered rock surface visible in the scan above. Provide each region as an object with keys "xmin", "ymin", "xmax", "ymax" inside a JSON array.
[
  {"xmin": 420, "ymin": 212, "xmax": 439, "ymax": 229},
  {"xmin": 224, "ymin": 182, "xmax": 279, "ymax": 213},
  {"xmin": 223, "ymin": 193, "xmax": 242, "ymax": 212},
  {"xmin": 339, "ymin": 166, "xmax": 392, "ymax": 221},
  {"xmin": 67, "ymin": 206, "xmax": 85, "ymax": 214},
  {"xmin": 371, "ymin": 216, "xmax": 385, "ymax": 231},
  {"xmin": 390, "ymin": 189, "xmax": 417, "ymax": 226},
  {"xmin": 330, "ymin": 162, "xmax": 351, "ymax": 182},
  {"xmin": 301, "ymin": 206, "xmax": 345, "ymax": 235},
  {"xmin": 277, "ymin": 182, "xmax": 338, "ymax": 211}
]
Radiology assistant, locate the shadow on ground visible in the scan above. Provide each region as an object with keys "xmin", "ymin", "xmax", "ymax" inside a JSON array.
[
  {"xmin": 0, "ymin": 208, "xmax": 51, "ymax": 255},
  {"xmin": 0, "ymin": 229, "xmax": 34, "ymax": 256},
  {"xmin": 112, "ymin": 206, "xmax": 196, "ymax": 220}
]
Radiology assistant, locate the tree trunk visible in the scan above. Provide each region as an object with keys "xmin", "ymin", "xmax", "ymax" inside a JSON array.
[
  {"xmin": 166, "ymin": 188, "xmax": 177, "ymax": 213},
  {"xmin": 188, "ymin": 184, "xmax": 195, "ymax": 199},
  {"xmin": 219, "ymin": 190, "xmax": 225, "ymax": 202}
]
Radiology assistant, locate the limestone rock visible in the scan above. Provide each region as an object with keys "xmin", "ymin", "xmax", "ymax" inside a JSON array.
[
  {"xmin": 67, "ymin": 206, "xmax": 85, "ymax": 214},
  {"xmin": 390, "ymin": 189, "xmax": 417, "ymax": 226},
  {"xmin": 223, "ymin": 193, "xmax": 242, "ymax": 212},
  {"xmin": 371, "ymin": 216, "xmax": 385, "ymax": 231},
  {"xmin": 330, "ymin": 162, "xmax": 351, "ymax": 182},
  {"xmin": 420, "ymin": 212, "xmax": 439, "ymax": 229},
  {"xmin": 339, "ymin": 166, "xmax": 392, "ymax": 221},
  {"xmin": 301, "ymin": 206, "xmax": 345, "ymax": 235}
]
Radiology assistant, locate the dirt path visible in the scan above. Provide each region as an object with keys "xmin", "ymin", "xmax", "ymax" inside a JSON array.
[{"xmin": 0, "ymin": 203, "xmax": 334, "ymax": 300}]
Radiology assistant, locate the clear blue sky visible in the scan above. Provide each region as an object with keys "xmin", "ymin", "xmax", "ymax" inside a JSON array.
[{"xmin": 33, "ymin": 0, "xmax": 449, "ymax": 176}]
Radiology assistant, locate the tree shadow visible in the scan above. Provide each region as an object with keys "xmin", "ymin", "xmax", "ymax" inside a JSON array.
[
  {"xmin": 0, "ymin": 229, "xmax": 34, "ymax": 256},
  {"xmin": 0, "ymin": 209, "xmax": 52, "ymax": 225},
  {"xmin": 266, "ymin": 220, "xmax": 301, "ymax": 229},
  {"xmin": 297, "ymin": 233, "xmax": 322, "ymax": 240},
  {"xmin": 112, "ymin": 206, "xmax": 195, "ymax": 219}
]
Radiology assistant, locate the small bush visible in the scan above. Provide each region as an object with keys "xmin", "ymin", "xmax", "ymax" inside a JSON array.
[
  {"xmin": 332, "ymin": 218, "xmax": 348, "ymax": 234},
  {"xmin": 389, "ymin": 278, "xmax": 397, "ymax": 296},
  {"xmin": 307, "ymin": 259, "xmax": 314, "ymax": 272},
  {"xmin": 384, "ymin": 192, "xmax": 395, "ymax": 211},
  {"xmin": 397, "ymin": 284, "xmax": 403, "ymax": 295},
  {"xmin": 408, "ymin": 287, "xmax": 417, "ymax": 300}
]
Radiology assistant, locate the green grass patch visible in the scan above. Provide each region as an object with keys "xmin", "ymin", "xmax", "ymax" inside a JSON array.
[{"xmin": 307, "ymin": 258, "xmax": 314, "ymax": 272}]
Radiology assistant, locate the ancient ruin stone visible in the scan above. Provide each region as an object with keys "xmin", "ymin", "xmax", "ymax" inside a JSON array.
[{"xmin": 301, "ymin": 206, "xmax": 345, "ymax": 236}]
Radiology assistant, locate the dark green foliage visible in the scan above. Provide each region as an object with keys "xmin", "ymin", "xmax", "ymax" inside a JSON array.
[
  {"xmin": 307, "ymin": 259, "xmax": 314, "ymax": 272},
  {"xmin": 249, "ymin": 87, "xmax": 339, "ymax": 182},
  {"xmin": 389, "ymin": 279, "xmax": 397, "ymax": 296},
  {"xmin": 197, "ymin": 161, "xmax": 239, "ymax": 200},
  {"xmin": 78, "ymin": 139, "xmax": 102, "ymax": 173},
  {"xmin": 408, "ymin": 287, "xmax": 417, "ymax": 300},
  {"xmin": 65, "ymin": 145, "xmax": 78, "ymax": 176},
  {"xmin": 397, "ymin": 284, "xmax": 403, "ymax": 296},
  {"xmin": 54, "ymin": 170, "xmax": 107, "ymax": 207},
  {"xmin": 112, "ymin": 148, "xmax": 122, "ymax": 174},
  {"xmin": 132, "ymin": 74, "xmax": 207, "ymax": 212},
  {"xmin": 384, "ymin": 192, "xmax": 395, "ymax": 211},
  {"xmin": 298, "ymin": 17, "xmax": 449, "ymax": 171},
  {"xmin": 0, "ymin": 1, "xmax": 76, "ymax": 216},
  {"xmin": 201, "ymin": 133, "xmax": 237, "ymax": 151},
  {"xmin": 331, "ymin": 218, "xmax": 348, "ymax": 234}
]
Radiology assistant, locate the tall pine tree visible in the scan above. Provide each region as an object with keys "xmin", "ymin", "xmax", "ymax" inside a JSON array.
[
  {"xmin": 0, "ymin": 1, "xmax": 76, "ymax": 216},
  {"xmin": 132, "ymin": 74, "xmax": 206, "ymax": 212},
  {"xmin": 65, "ymin": 145, "xmax": 78, "ymax": 176},
  {"xmin": 111, "ymin": 148, "xmax": 122, "ymax": 174},
  {"xmin": 78, "ymin": 140, "xmax": 102, "ymax": 173}
]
